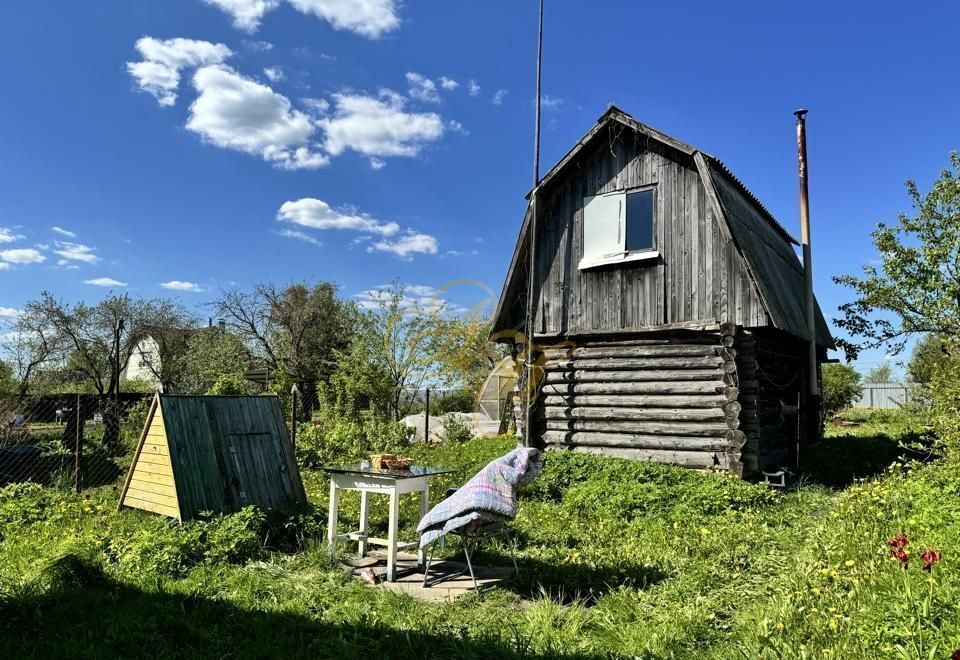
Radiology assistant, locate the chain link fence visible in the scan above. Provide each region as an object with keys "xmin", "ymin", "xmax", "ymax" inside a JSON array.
[{"xmin": 0, "ymin": 393, "xmax": 151, "ymax": 492}]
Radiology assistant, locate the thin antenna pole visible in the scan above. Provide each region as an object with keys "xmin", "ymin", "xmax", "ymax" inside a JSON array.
[
  {"xmin": 533, "ymin": 0, "xmax": 543, "ymax": 186},
  {"xmin": 524, "ymin": 0, "xmax": 544, "ymax": 448}
]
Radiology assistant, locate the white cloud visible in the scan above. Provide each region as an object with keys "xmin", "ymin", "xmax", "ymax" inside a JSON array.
[
  {"xmin": 368, "ymin": 231, "xmax": 438, "ymax": 259},
  {"xmin": 406, "ymin": 72, "xmax": 440, "ymax": 103},
  {"xmin": 0, "ymin": 263, "xmax": 9, "ymax": 271},
  {"xmin": 491, "ymin": 89, "xmax": 507, "ymax": 105},
  {"xmin": 319, "ymin": 90, "xmax": 444, "ymax": 159},
  {"xmin": 0, "ymin": 248, "xmax": 45, "ymax": 265},
  {"xmin": 84, "ymin": 277, "xmax": 127, "ymax": 287},
  {"xmin": 0, "ymin": 307, "xmax": 19, "ymax": 319},
  {"xmin": 160, "ymin": 280, "xmax": 205, "ymax": 292},
  {"xmin": 202, "ymin": 0, "xmax": 281, "ymax": 32},
  {"xmin": 53, "ymin": 241, "xmax": 99, "ymax": 264},
  {"xmin": 277, "ymin": 198, "xmax": 399, "ymax": 236},
  {"xmin": 205, "ymin": 0, "xmax": 399, "ymax": 38},
  {"xmin": 541, "ymin": 94, "xmax": 564, "ymax": 111},
  {"xmin": 287, "ymin": 0, "xmax": 399, "ymax": 38},
  {"xmin": 0, "ymin": 228, "xmax": 18, "ymax": 243},
  {"xmin": 467, "ymin": 80, "xmax": 481, "ymax": 96},
  {"xmin": 242, "ymin": 39, "xmax": 274, "ymax": 51},
  {"xmin": 56, "ymin": 259, "xmax": 80, "ymax": 270},
  {"xmin": 263, "ymin": 66, "xmax": 284, "ymax": 82},
  {"xmin": 279, "ymin": 228, "xmax": 323, "ymax": 246},
  {"xmin": 127, "ymin": 37, "xmax": 233, "ymax": 106},
  {"xmin": 187, "ymin": 65, "xmax": 329, "ymax": 170},
  {"xmin": 302, "ymin": 97, "xmax": 330, "ymax": 115},
  {"xmin": 443, "ymin": 249, "xmax": 478, "ymax": 258},
  {"xmin": 447, "ymin": 119, "xmax": 467, "ymax": 135},
  {"xmin": 369, "ymin": 157, "xmax": 386, "ymax": 170},
  {"xmin": 354, "ymin": 283, "xmax": 463, "ymax": 312},
  {"xmin": 438, "ymin": 76, "xmax": 458, "ymax": 91},
  {"xmin": 51, "ymin": 226, "xmax": 76, "ymax": 238}
]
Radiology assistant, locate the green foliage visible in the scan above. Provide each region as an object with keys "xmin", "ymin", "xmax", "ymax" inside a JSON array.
[
  {"xmin": 6, "ymin": 422, "xmax": 960, "ymax": 658},
  {"xmin": 440, "ymin": 414, "xmax": 474, "ymax": 444},
  {"xmin": 431, "ymin": 389, "xmax": 476, "ymax": 414},
  {"xmin": 928, "ymin": 341, "xmax": 960, "ymax": 459},
  {"xmin": 834, "ymin": 151, "xmax": 960, "ymax": 361},
  {"xmin": 206, "ymin": 373, "xmax": 248, "ymax": 395},
  {"xmin": 908, "ymin": 333, "xmax": 948, "ymax": 386},
  {"xmin": 295, "ymin": 414, "xmax": 413, "ymax": 468},
  {"xmin": 864, "ymin": 363, "xmax": 894, "ymax": 384},
  {"xmin": 0, "ymin": 360, "xmax": 16, "ymax": 395},
  {"xmin": 178, "ymin": 328, "xmax": 252, "ymax": 394},
  {"xmin": 822, "ymin": 363, "xmax": 864, "ymax": 414}
]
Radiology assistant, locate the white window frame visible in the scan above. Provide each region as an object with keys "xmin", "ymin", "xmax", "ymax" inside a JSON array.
[{"xmin": 578, "ymin": 186, "xmax": 658, "ymax": 270}]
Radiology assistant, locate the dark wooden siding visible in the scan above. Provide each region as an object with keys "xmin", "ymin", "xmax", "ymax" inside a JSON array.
[{"xmin": 531, "ymin": 128, "xmax": 767, "ymax": 336}]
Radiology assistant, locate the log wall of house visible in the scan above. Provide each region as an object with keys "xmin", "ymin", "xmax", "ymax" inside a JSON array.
[
  {"xmin": 531, "ymin": 326, "xmax": 748, "ymax": 476},
  {"xmin": 531, "ymin": 131, "xmax": 768, "ymax": 337}
]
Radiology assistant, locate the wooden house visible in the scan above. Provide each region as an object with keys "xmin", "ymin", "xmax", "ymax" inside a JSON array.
[
  {"xmin": 119, "ymin": 394, "xmax": 306, "ymax": 520},
  {"xmin": 491, "ymin": 106, "xmax": 833, "ymax": 477}
]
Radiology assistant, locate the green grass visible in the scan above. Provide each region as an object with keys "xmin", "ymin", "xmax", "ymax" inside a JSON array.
[{"xmin": 1, "ymin": 416, "xmax": 959, "ymax": 658}]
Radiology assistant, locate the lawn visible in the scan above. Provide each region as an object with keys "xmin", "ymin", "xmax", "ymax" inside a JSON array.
[{"xmin": 1, "ymin": 413, "xmax": 958, "ymax": 659}]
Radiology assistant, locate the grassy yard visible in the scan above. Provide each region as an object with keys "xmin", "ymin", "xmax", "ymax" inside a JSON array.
[{"xmin": 1, "ymin": 413, "xmax": 958, "ymax": 658}]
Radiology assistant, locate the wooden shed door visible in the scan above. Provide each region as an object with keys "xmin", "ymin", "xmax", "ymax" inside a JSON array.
[{"xmin": 223, "ymin": 432, "xmax": 291, "ymax": 509}]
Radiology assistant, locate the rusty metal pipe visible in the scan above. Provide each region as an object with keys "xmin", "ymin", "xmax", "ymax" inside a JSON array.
[{"xmin": 795, "ymin": 109, "xmax": 819, "ymax": 399}]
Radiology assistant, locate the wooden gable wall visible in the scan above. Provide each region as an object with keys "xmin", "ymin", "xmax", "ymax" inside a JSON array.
[{"xmin": 530, "ymin": 127, "xmax": 768, "ymax": 337}]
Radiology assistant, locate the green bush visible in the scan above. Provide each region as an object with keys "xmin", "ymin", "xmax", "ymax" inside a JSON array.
[
  {"xmin": 441, "ymin": 414, "xmax": 474, "ymax": 444},
  {"xmin": 432, "ymin": 390, "xmax": 476, "ymax": 415},
  {"xmin": 822, "ymin": 363, "xmax": 863, "ymax": 415},
  {"xmin": 295, "ymin": 414, "xmax": 412, "ymax": 468},
  {"xmin": 206, "ymin": 373, "xmax": 247, "ymax": 395}
]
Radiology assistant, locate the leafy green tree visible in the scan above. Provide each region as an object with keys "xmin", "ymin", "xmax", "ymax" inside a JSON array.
[
  {"xmin": 211, "ymin": 281, "xmax": 356, "ymax": 409},
  {"xmin": 822, "ymin": 363, "xmax": 863, "ymax": 415},
  {"xmin": 907, "ymin": 333, "xmax": 949, "ymax": 385},
  {"xmin": 863, "ymin": 364, "xmax": 894, "ymax": 384},
  {"xmin": 178, "ymin": 328, "xmax": 252, "ymax": 394},
  {"xmin": 834, "ymin": 152, "xmax": 960, "ymax": 360},
  {"xmin": 0, "ymin": 360, "xmax": 17, "ymax": 395}
]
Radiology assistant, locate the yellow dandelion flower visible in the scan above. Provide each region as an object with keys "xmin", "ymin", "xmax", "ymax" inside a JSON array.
[
  {"xmin": 844, "ymin": 560, "xmax": 855, "ymax": 567},
  {"xmin": 828, "ymin": 619, "xmax": 838, "ymax": 630},
  {"xmin": 700, "ymin": 527, "xmax": 710, "ymax": 536}
]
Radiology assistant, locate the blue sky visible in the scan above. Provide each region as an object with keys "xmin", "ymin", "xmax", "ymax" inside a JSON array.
[{"xmin": 0, "ymin": 1, "xmax": 957, "ymax": 374}]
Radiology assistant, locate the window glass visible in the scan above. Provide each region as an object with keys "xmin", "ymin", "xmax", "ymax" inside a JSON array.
[{"xmin": 625, "ymin": 189, "xmax": 654, "ymax": 252}]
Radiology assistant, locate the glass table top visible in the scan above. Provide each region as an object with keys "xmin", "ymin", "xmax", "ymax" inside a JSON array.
[{"xmin": 322, "ymin": 463, "xmax": 457, "ymax": 479}]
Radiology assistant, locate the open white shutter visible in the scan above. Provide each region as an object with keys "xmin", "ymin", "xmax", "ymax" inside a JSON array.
[{"xmin": 581, "ymin": 192, "xmax": 625, "ymax": 267}]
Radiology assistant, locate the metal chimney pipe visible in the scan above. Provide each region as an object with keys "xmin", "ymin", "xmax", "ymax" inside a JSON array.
[{"xmin": 794, "ymin": 109, "xmax": 819, "ymax": 401}]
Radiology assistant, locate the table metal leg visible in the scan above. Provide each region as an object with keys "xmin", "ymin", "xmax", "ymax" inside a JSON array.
[
  {"xmin": 358, "ymin": 490, "xmax": 369, "ymax": 557},
  {"xmin": 327, "ymin": 480, "xmax": 339, "ymax": 565},
  {"xmin": 417, "ymin": 483, "xmax": 429, "ymax": 567},
  {"xmin": 387, "ymin": 489, "xmax": 399, "ymax": 581}
]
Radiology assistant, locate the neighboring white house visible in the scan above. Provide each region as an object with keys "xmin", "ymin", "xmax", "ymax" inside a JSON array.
[{"xmin": 120, "ymin": 335, "xmax": 163, "ymax": 390}]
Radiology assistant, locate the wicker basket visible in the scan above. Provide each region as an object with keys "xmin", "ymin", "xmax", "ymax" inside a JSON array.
[
  {"xmin": 382, "ymin": 456, "xmax": 413, "ymax": 471},
  {"xmin": 369, "ymin": 453, "xmax": 395, "ymax": 470}
]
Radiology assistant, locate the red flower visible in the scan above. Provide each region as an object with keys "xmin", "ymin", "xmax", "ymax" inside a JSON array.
[
  {"xmin": 921, "ymin": 550, "xmax": 942, "ymax": 573},
  {"xmin": 890, "ymin": 548, "xmax": 909, "ymax": 569},
  {"xmin": 887, "ymin": 533, "xmax": 909, "ymax": 549}
]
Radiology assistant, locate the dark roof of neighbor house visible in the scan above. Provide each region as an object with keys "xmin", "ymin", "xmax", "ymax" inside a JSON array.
[{"xmin": 493, "ymin": 105, "xmax": 834, "ymax": 347}]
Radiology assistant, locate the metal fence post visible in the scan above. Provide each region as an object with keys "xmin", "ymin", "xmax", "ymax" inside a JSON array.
[
  {"xmin": 424, "ymin": 388, "xmax": 430, "ymax": 444},
  {"xmin": 74, "ymin": 393, "xmax": 82, "ymax": 493}
]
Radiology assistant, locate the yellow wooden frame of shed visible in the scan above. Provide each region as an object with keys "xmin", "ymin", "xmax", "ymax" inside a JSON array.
[{"xmin": 118, "ymin": 393, "xmax": 307, "ymax": 521}]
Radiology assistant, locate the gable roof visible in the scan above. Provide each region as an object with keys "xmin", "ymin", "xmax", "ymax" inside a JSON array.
[{"xmin": 492, "ymin": 106, "xmax": 834, "ymax": 347}]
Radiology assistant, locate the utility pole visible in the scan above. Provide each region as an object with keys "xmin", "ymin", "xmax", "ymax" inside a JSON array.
[{"xmin": 114, "ymin": 318, "xmax": 125, "ymax": 403}]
